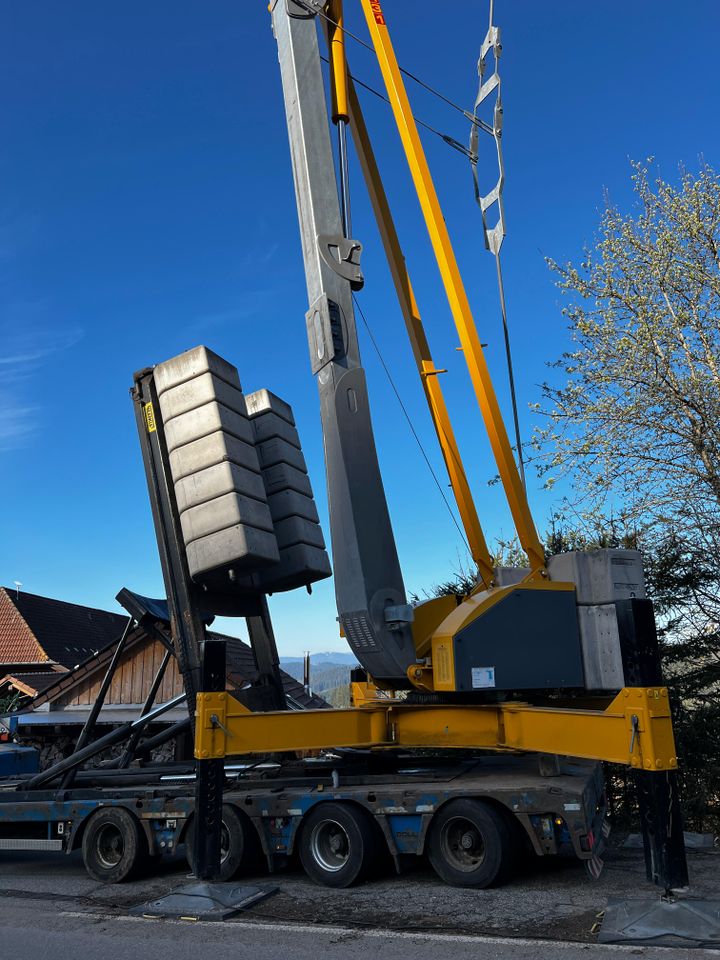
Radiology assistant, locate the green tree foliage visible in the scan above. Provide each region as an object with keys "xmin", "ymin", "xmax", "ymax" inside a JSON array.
[
  {"xmin": 0, "ymin": 692, "xmax": 20, "ymax": 715},
  {"xmin": 530, "ymin": 162, "xmax": 720, "ymax": 829},
  {"xmin": 533, "ymin": 161, "xmax": 720, "ymax": 548}
]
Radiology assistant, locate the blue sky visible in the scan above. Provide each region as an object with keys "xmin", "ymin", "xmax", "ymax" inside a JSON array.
[{"xmin": 2, "ymin": 1, "xmax": 719, "ymax": 654}]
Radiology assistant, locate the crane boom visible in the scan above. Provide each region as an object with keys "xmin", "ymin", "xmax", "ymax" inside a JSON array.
[{"xmin": 270, "ymin": 0, "xmax": 416, "ymax": 686}]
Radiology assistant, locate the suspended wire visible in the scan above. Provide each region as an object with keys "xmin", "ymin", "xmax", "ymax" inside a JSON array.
[
  {"xmin": 469, "ymin": 0, "xmax": 527, "ymax": 488},
  {"xmin": 352, "ymin": 294, "xmax": 472, "ymax": 555},
  {"xmin": 297, "ymin": 0, "xmax": 489, "ymax": 132},
  {"xmin": 319, "ymin": 55, "xmax": 490, "ymax": 161},
  {"xmin": 495, "ymin": 254, "xmax": 526, "ymax": 487}
]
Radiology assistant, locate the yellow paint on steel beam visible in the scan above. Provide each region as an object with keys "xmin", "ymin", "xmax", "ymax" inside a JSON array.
[
  {"xmin": 410, "ymin": 594, "xmax": 459, "ymax": 659},
  {"xmin": 327, "ymin": 0, "xmax": 349, "ymax": 122},
  {"xmin": 198, "ymin": 702, "xmax": 390, "ymax": 756},
  {"xmin": 195, "ymin": 686, "xmax": 679, "ymax": 770},
  {"xmin": 348, "ymin": 77, "xmax": 494, "ymax": 585},
  {"xmin": 501, "ymin": 688, "xmax": 678, "ymax": 769},
  {"xmin": 358, "ymin": 0, "xmax": 544, "ymax": 573}
]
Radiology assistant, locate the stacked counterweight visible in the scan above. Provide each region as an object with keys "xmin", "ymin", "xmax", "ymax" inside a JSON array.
[{"xmin": 154, "ymin": 346, "xmax": 330, "ymax": 596}]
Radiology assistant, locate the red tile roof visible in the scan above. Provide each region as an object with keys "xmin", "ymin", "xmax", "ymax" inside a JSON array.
[
  {"xmin": 0, "ymin": 588, "xmax": 46, "ymax": 665},
  {"xmin": 0, "ymin": 587, "xmax": 127, "ymax": 669}
]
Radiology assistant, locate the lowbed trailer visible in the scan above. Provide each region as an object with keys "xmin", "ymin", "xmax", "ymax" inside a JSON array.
[
  {"xmin": 0, "ymin": 752, "xmax": 607, "ymax": 888},
  {"xmin": 0, "ymin": 765, "xmax": 195, "ymax": 883}
]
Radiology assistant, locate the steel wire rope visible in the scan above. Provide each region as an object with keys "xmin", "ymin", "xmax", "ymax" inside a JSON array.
[
  {"xmin": 297, "ymin": 0, "xmax": 493, "ymax": 135},
  {"xmin": 319, "ymin": 54, "xmax": 489, "ymax": 161},
  {"xmin": 470, "ymin": 0, "xmax": 527, "ymax": 488},
  {"xmin": 352, "ymin": 294, "xmax": 472, "ymax": 557}
]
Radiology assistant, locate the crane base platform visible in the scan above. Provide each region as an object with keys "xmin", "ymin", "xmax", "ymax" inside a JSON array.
[
  {"xmin": 599, "ymin": 897, "xmax": 720, "ymax": 947},
  {"xmin": 130, "ymin": 882, "xmax": 277, "ymax": 921}
]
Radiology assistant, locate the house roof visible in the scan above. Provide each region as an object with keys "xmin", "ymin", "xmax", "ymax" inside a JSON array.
[
  {"xmin": 0, "ymin": 672, "xmax": 60, "ymax": 698},
  {"xmin": 0, "ymin": 589, "xmax": 44, "ymax": 664},
  {"xmin": 0, "ymin": 587, "xmax": 128, "ymax": 670},
  {"xmin": 222, "ymin": 635, "xmax": 327, "ymax": 710},
  {"xmin": 21, "ymin": 612, "xmax": 328, "ymax": 713}
]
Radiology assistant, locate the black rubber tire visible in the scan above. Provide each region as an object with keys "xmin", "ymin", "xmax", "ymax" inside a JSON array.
[
  {"xmin": 185, "ymin": 804, "xmax": 259, "ymax": 881},
  {"xmin": 427, "ymin": 798, "xmax": 514, "ymax": 888},
  {"xmin": 81, "ymin": 806, "xmax": 146, "ymax": 883},
  {"xmin": 299, "ymin": 802, "xmax": 379, "ymax": 888}
]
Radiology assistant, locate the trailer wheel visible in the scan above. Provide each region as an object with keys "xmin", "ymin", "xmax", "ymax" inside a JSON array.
[
  {"xmin": 185, "ymin": 804, "xmax": 259, "ymax": 881},
  {"xmin": 427, "ymin": 799, "xmax": 513, "ymax": 888},
  {"xmin": 82, "ymin": 807, "xmax": 146, "ymax": 883},
  {"xmin": 299, "ymin": 802, "xmax": 378, "ymax": 888}
]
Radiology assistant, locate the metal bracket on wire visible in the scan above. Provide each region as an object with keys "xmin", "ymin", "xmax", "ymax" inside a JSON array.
[
  {"xmin": 469, "ymin": 6, "xmax": 505, "ymax": 255},
  {"xmin": 286, "ymin": 0, "xmax": 324, "ymax": 18},
  {"xmin": 469, "ymin": 1, "xmax": 526, "ymax": 488}
]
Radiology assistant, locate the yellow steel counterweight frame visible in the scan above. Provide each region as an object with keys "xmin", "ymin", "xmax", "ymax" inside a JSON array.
[
  {"xmin": 358, "ymin": 0, "xmax": 545, "ymax": 574},
  {"xmin": 196, "ymin": 686, "xmax": 679, "ymax": 771}
]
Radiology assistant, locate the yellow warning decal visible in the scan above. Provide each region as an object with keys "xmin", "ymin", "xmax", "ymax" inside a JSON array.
[
  {"xmin": 144, "ymin": 402, "xmax": 157, "ymax": 433},
  {"xmin": 432, "ymin": 640, "xmax": 455, "ymax": 691}
]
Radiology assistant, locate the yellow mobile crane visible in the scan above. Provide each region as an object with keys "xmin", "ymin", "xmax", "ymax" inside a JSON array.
[{"xmin": 133, "ymin": 0, "xmax": 688, "ymax": 894}]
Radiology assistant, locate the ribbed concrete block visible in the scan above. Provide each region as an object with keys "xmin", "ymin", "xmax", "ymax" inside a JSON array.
[
  {"xmin": 169, "ymin": 431, "xmax": 260, "ymax": 483},
  {"xmin": 159, "ymin": 372, "xmax": 247, "ymax": 424},
  {"xmin": 548, "ymin": 550, "xmax": 646, "ymax": 605},
  {"xmin": 267, "ymin": 488, "xmax": 320, "ymax": 525},
  {"xmin": 245, "ymin": 388, "xmax": 295, "ymax": 426},
  {"xmin": 174, "ymin": 461, "xmax": 269, "ymax": 518},
  {"xmin": 262, "ymin": 462, "xmax": 313, "ymax": 498},
  {"xmin": 274, "ymin": 514, "xmax": 326, "ymax": 550},
  {"xmin": 180, "ymin": 492, "xmax": 276, "ymax": 545},
  {"xmin": 186, "ymin": 525, "xmax": 280, "ymax": 580},
  {"xmin": 577, "ymin": 604, "xmax": 626, "ymax": 690},
  {"xmin": 251, "ymin": 411, "xmax": 302, "ymax": 448},
  {"xmin": 154, "ymin": 345, "xmax": 240, "ymax": 396},
  {"xmin": 256, "ymin": 436, "xmax": 307, "ymax": 473},
  {"xmin": 164, "ymin": 401, "xmax": 255, "ymax": 453},
  {"xmin": 257, "ymin": 543, "xmax": 332, "ymax": 593},
  {"xmin": 154, "ymin": 346, "xmax": 285, "ymax": 586}
]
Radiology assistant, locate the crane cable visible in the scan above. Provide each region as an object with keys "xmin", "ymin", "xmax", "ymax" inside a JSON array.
[
  {"xmin": 299, "ymin": 0, "xmax": 528, "ymax": 537},
  {"xmin": 469, "ymin": 0, "xmax": 526, "ymax": 488},
  {"xmin": 319, "ymin": 55, "xmax": 486, "ymax": 162},
  {"xmin": 308, "ymin": 0, "xmax": 528, "ymax": 493},
  {"xmin": 297, "ymin": 0, "xmax": 492, "ymax": 137},
  {"xmin": 352, "ymin": 294, "xmax": 473, "ymax": 558}
]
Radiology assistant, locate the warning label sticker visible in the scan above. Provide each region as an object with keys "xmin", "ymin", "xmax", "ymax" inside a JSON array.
[
  {"xmin": 144, "ymin": 402, "xmax": 157, "ymax": 433},
  {"xmin": 471, "ymin": 666, "xmax": 496, "ymax": 689}
]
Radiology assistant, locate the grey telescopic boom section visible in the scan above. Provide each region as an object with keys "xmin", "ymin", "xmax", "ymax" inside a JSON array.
[{"xmin": 270, "ymin": 1, "xmax": 415, "ymax": 686}]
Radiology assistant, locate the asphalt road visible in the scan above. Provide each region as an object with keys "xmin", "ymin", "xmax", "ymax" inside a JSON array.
[
  {"xmin": 1, "ymin": 903, "xmax": 719, "ymax": 960},
  {"xmin": 0, "ymin": 843, "xmax": 718, "ymax": 957}
]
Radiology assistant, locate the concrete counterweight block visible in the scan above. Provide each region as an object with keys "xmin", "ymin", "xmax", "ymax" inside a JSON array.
[
  {"xmin": 245, "ymin": 388, "xmax": 331, "ymax": 592},
  {"xmin": 154, "ymin": 346, "xmax": 279, "ymax": 585}
]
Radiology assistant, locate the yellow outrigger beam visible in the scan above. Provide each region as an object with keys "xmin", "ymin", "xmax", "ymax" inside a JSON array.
[{"xmin": 196, "ymin": 686, "xmax": 679, "ymax": 770}]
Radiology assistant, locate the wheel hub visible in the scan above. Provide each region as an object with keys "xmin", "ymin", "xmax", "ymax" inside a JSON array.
[
  {"xmin": 460, "ymin": 831, "xmax": 475, "ymax": 850},
  {"xmin": 310, "ymin": 819, "xmax": 350, "ymax": 872},
  {"xmin": 440, "ymin": 816, "xmax": 486, "ymax": 872}
]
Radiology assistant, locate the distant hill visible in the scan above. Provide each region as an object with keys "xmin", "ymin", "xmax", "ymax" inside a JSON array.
[
  {"xmin": 281, "ymin": 651, "xmax": 358, "ymax": 666},
  {"xmin": 280, "ymin": 652, "xmax": 359, "ymax": 701}
]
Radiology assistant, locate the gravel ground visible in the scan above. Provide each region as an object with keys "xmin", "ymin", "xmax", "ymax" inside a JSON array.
[{"xmin": 0, "ymin": 837, "xmax": 717, "ymax": 944}]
